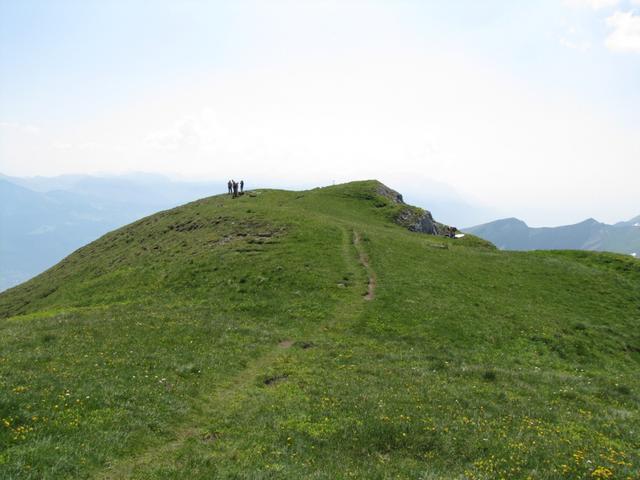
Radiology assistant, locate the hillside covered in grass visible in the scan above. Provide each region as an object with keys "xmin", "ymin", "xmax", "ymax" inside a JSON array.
[{"xmin": 1, "ymin": 180, "xmax": 639, "ymax": 479}]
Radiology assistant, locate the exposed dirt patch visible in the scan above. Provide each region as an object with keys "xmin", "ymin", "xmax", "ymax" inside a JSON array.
[
  {"xmin": 202, "ymin": 432, "xmax": 221, "ymax": 444},
  {"xmin": 173, "ymin": 221, "xmax": 204, "ymax": 232},
  {"xmin": 264, "ymin": 374, "xmax": 288, "ymax": 386},
  {"xmin": 279, "ymin": 340, "xmax": 315, "ymax": 349},
  {"xmin": 360, "ymin": 270, "xmax": 375, "ymax": 300},
  {"xmin": 625, "ymin": 343, "xmax": 640, "ymax": 354},
  {"xmin": 353, "ymin": 231, "xmax": 376, "ymax": 301},
  {"xmin": 212, "ymin": 235, "xmax": 235, "ymax": 246},
  {"xmin": 207, "ymin": 225, "xmax": 286, "ymax": 249}
]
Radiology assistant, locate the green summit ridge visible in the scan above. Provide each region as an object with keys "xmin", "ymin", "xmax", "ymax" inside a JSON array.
[{"xmin": 0, "ymin": 180, "xmax": 638, "ymax": 479}]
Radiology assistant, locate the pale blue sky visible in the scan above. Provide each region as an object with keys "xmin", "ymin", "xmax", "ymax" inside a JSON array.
[{"xmin": 1, "ymin": 0, "xmax": 639, "ymax": 225}]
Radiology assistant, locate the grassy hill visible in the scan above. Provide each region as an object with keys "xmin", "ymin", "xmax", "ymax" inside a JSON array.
[{"xmin": 1, "ymin": 180, "xmax": 638, "ymax": 479}]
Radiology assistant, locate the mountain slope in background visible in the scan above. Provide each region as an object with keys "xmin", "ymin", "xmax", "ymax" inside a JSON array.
[
  {"xmin": 3, "ymin": 173, "xmax": 225, "ymax": 208},
  {"xmin": 1, "ymin": 181, "xmax": 638, "ymax": 479},
  {"xmin": 0, "ymin": 179, "xmax": 137, "ymax": 290},
  {"xmin": 615, "ymin": 214, "xmax": 640, "ymax": 228},
  {"xmin": 464, "ymin": 216, "xmax": 640, "ymax": 255},
  {"xmin": 0, "ymin": 174, "xmax": 224, "ymax": 291}
]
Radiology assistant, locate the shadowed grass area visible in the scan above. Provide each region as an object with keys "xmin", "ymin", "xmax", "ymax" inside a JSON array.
[{"xmin": 1, "ymin": 180, "xmax": 638, "ymax": 479}]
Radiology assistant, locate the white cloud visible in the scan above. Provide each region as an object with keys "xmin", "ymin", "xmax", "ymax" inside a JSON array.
[
  {"xmin": 144, "ymin": 108, "xmax": 238, "ymax": 155},
  {"xmin": 605, "ymin": 10, "xmax": 640, "ymax": 52},
  {"xmin": 560, "ymin": 27, "xmax": 592, "ymax": 50},
  {"xmin": 145, "ymin": 116, "xmax": 206, "ymax": 150},
  {"xmin": 560, "ymin": 37, "xmax": 592, "ymax": 50},
  {"xmin": 0, "ymin": 121, "xmax": 41, "ymax": 135},
  {"xmin": 51, "ymin": 141, "xmax": 112, "ymax": 151},
  {"xmin": 565, "ymin": 0, "xmax": 620, "ymax": 10}
]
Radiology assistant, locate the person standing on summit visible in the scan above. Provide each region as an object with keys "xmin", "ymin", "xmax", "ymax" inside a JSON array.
[
  {"xmin": 240, "ymin": 180, "xmax": 244, "ymax": 193},
  {"xmin": 227, "ymin": 180, "xmax": 232, "ymax": 194},
  {"xmin": 232, "ymin": 180, "xmax": 239, "ymax": 198}
]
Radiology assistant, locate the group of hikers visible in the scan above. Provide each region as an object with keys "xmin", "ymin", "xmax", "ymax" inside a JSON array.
[{"xmin": 227, "ymin": 179, "xmax": 244, "ymax": 198}]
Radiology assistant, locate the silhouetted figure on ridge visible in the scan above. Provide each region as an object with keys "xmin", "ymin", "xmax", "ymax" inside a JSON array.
[
  {"xmin": 232, "ymin": 180, "xmax": 239, "ymax": 198},
  {"xmin": 227, "ymin": 180, "xmax": 232, "ymax": 194},
  {"xmin": 240, "ymin": 180, "xmax": 244, "ymax": 193}
]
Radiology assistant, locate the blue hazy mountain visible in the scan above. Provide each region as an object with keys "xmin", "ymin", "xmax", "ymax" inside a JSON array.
[
  {"xmin": 464, "ymin": 217, "xmax": 640, "ymax": 256},
  {"xmin": 614, "ymin": 215, "xmax": 640, "ymax": 228},
  {"xmin": 3, "ymin": 173, "xmax": 225, "ymax": 207},
  {"xmin": 0, "ymin": 174, "xmax": 225, "ymax": 291}
]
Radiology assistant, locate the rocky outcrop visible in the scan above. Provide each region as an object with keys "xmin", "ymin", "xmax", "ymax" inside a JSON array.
[
  {"xmin": 409, "ymin": 210, "xmax": 441, "ymax": 235},
  {"xmin": 376, "ymin": 184, "xmax": 405, "ymax": 205},
  {"xmin": 396, "ymin": 207, "xmax": 446, "ymax": 235},
  {"xmin": 374, "ymin": 181, "xmax": 457, "ymax": 237}
]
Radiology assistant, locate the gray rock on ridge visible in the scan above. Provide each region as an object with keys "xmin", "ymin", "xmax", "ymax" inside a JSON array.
[
  {"xmin": 376, "ymin": 183, "xmax": 453, "ymax": 236},
  {"xmin": 408, "ymin": 210, "xmax": 442, "ymax": 235},
  {"xmin": 376, "ymin": 184, "xmax": 405, "ymax": 205}
]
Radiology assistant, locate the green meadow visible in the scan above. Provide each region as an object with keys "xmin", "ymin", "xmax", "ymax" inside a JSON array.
[{"xmin": 1, "ymin": 180, "xmax": 638, "ymax": 479}]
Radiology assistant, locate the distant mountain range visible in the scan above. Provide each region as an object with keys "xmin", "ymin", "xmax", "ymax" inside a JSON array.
[
  {"xmin": 464, "ymin": 216, "xmax": 640, "ymax": 256},
  {"xmin": 0, "ymin": 173, "xmax": 225, "ymax": 291}
]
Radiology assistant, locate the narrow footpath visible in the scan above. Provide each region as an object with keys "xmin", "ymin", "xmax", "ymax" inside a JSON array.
[{"xmin": 96, "ymin": 225, "xmax": 376, "ymax": 479}]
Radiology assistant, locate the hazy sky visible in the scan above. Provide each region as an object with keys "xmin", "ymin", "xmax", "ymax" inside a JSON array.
[{"xmin": 1, "ymin": 0, "xmax": 639, "ymax": 226}]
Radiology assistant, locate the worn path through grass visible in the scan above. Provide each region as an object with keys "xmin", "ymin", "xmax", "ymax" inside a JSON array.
[
  {"xmin": 353, "ymin": 230, "xmax": 376, "ymax": 301},
  {"xmin": 97, "ymin": 225, "xmax": 373, "ymax": 479}
]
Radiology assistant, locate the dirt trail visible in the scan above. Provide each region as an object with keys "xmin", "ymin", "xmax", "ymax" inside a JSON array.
[
  {"xmin": 96, "ymin": 225, "xmax": 374, "ymax": 479},
  {"xmin": 352, "ymin": 231, "xmax": 376, "ymax": 300}
]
